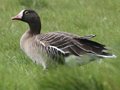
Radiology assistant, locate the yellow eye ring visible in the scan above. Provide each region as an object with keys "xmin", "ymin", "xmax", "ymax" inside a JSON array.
[{"xmin": 25, "ymin": 11, "xmax": 29, "ymax": 15}]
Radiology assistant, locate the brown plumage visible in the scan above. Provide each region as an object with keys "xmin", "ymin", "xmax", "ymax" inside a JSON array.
[{"xmin": 12, "ymin": 10, "xmax": 116, "ymax": 69}]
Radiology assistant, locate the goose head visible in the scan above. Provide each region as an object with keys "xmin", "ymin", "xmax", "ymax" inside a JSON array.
[
  {"xmin": 12, "ymin": 10, "xmax": 39, "ymax": 22},
  {"xmin": 12, "ymin": 10, "xmax": 41, "ymax": 35}
]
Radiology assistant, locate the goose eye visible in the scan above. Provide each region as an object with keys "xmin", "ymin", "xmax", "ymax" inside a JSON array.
[{"xmin": 25, "ymin": 11, "xmax": 29, "ymax": 15}]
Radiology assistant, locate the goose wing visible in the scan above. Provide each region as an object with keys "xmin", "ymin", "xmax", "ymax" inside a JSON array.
[{"xmin": 36, "ymin": 31, "xmax": 110, "ymax": 58}]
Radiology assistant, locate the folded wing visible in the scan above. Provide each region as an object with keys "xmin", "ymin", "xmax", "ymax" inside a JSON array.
[{"xmin": 35, "ymin": 31, "xmax": 115, "ymax": 61}]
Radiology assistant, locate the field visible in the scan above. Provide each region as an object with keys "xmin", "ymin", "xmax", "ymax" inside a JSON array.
[{"xmin": 0, "ymin": 0, "xmax": 120, "ymax": 90}]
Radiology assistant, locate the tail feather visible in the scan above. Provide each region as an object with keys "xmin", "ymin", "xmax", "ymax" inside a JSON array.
[
  {"xmin": 70, "ymin": 38, "xmax": 116, "ymax": 58},
  {"xmin": 96, "ymin": 50, "xmax": 117, "ymax": 58}
]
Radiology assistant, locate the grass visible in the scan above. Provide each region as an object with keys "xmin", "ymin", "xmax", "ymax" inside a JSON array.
[{"xmin": 0, "ymin": 0, "xmax": 120, "ymax": 90}]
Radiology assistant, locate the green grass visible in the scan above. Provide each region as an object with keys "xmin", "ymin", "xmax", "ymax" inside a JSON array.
[{"xmin": 0, "ymin": 0, "xmax": 120, "ymax": 90}]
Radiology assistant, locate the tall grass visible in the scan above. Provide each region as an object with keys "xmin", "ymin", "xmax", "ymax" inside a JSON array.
[{"xmin": 0, "ymin": 0, "xmax": 120, "ymax": 90}]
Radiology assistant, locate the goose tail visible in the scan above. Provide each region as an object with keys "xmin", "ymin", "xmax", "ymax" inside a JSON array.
[{"xmin": 96, "ymin": 50, "xmax": 117, "ymax": 58}]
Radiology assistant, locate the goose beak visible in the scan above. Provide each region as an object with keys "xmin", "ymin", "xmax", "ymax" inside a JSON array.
[
  {"xmin": 12, "ymin": 10, "xmax": 24, "ymax": 20},
  {"xmin": 12, "ymin": 14, "xmax": 21, "ymax": 20}
]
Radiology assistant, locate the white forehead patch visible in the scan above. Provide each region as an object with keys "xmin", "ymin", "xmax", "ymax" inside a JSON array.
[{"xmin": 18, "ymin": 10, "xmax": 25, "ymax": 18}]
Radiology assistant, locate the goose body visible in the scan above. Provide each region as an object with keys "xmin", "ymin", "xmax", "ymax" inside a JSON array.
[{"xmin": 12, "ymin": 10, "xmax": 116, "ymax": 69}]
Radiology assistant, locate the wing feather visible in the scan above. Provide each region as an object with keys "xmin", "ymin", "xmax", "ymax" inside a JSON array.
[{"xmin": 35, "ymin": 31, "xmax": 109, "ymax": 58}]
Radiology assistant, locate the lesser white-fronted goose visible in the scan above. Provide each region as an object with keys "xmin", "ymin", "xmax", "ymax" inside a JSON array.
[{"xmin": 12, "ymin": 10, "xmax": 116, "ymax": 69}]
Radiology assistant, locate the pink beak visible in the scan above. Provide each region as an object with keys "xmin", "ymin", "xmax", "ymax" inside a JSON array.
[{"xmin": 12, "ymin": 14, "xmax": 22, "ymax": 20}]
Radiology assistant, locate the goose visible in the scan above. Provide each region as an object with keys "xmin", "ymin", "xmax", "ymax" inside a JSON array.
[{"xmin": 12, "ymin": 10, "xmax": 116, "ymax": 69}]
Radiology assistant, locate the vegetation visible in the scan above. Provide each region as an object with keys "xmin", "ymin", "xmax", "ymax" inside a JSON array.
[{"xmin": 0, "ymin": 0, "xmax": 120, "ymax": 90}]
